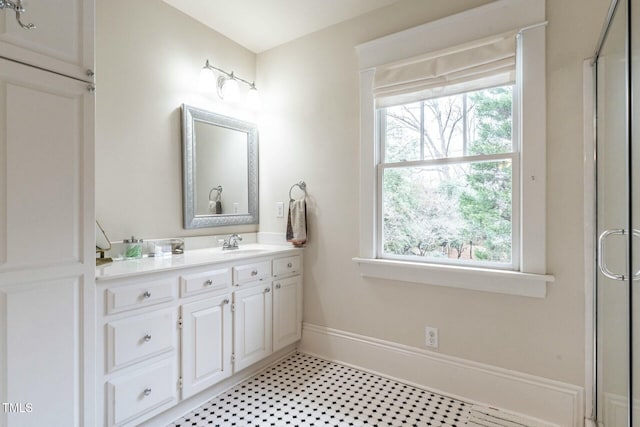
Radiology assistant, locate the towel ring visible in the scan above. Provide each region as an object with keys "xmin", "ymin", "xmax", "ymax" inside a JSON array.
[
  {"xmin": 289, "ymin": 181, "xmax": 307, "ymax": 201},
  {"xmin": 209, "ymin": 185, "xmax": 223, "ymax": 202}
]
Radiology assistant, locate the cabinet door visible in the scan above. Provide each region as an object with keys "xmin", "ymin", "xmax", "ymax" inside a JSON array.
[
  {"xmin": 0, "ymin": 57, "xmax": 94, "ymax": 270},
  {"xmin": 181, "ymin": 294, "xmax": 232, "ymax": 399},
  {"xmin": 233, "ymin": 284, "xmax": 273, "ymax": 372},
  {"xmin": 0, "ymin": 58, "xmax": 95, "ymax": 427},
  {"xmin": 0, "ymin": 0, "xmax": 94, "ymax": 82},
  {"xmin": 273, "ymin": 276, "xmax": 303, "ymax": 351}
]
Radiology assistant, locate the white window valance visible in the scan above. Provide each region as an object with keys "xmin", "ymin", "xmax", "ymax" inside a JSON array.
[{"xmin": 373, "ymin": 30, "xmax": 518, "ymax": 107}]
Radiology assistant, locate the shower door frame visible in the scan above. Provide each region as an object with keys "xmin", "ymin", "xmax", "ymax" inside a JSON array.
[
  {"xmin": 585, "ymin": 0, "xmax": 635, "ymax": 424},
  {"xmin": 584, "ymin": 56, "xmax": 597, "ymax": 424}
]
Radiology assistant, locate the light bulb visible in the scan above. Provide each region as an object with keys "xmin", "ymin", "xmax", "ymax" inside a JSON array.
[
  {"xmin": 198, "ymin": 66, "xmax": 216, "ymax": 93},
  {"xmin": 221, "ymin": 77, "xmax": 240, "ymax": 102},
  {"xmin": 247, "ymin": 86, "xmax": 261, "ymax": 109}
]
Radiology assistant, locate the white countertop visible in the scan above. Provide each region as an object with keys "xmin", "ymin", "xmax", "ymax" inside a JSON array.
[{"xmin": 96, "ymin": 243, "xmax": 302, "ymax": 281}]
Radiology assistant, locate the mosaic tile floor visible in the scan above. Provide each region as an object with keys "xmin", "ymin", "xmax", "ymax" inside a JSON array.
[{"xmin": 170, "ymin": 352, "xmax": 471, "ymax": 427}]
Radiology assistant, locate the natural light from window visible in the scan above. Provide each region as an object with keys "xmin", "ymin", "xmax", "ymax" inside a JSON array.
[{"xmin": 379, "ymin": 86, "xmax": 517, "ymax": 268}]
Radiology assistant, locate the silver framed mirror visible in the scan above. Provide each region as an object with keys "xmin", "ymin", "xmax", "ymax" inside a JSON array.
[{"xmin": 181, "ymin": 104, "xmax": 259, "ymax": 228}]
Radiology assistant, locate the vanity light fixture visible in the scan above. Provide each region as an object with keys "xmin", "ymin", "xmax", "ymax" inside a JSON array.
[{"xmin": 199, "ymin": 59, "xmax": 260, "ymax": 108}]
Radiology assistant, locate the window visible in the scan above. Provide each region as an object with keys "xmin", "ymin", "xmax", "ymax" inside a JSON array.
[
  {"xmin": 379, "ymin": 86, "xmax": 518, "ymax": 269},
  {"xmin": 354, "ymin": 0, "xmax": 553, "ymax": 297}
]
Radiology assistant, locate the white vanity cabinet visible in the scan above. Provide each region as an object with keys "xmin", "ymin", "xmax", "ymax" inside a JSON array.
[
  {"xmin": 97, "ymin": 275, "xmax": 180, "ymax": 427},
  {"xmin": 273, "ymin": 275, "xmax": 303, "ymax": 351},
  {"xmin": 181, "ymin": 293, "xmax": 232, "ymax": 399},
  {"xmin": 233, "ymin": 282, "xmax": 274, "ymax": 371},
  {"xmin": 96, "ymin": 246, "xmax": 303, "ymax": 427},
  {"xmin": 272, "ymin": 255, "xmax": 303, "ymax": 351}
]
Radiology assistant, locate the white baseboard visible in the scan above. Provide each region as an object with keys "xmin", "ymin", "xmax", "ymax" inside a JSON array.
[{"xmin": 299, "ymin": 323, "xmax": 585, "ymax": 427}]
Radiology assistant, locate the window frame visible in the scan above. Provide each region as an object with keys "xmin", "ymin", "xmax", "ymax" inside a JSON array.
[{"xmin": 353, "ymin": 0, "xmax": 554, "ymax": 298}]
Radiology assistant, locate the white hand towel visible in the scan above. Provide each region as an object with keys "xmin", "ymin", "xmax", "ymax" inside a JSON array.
[{"xmin": 286, "ymin": 199, "xmax": 307, "ymax": 247}]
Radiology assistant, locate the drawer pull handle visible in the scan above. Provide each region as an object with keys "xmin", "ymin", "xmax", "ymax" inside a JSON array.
[
  {"xmin": 204, "ymin": 279, "xmax": 213, "ymax": 286},
  {"xmin": 143, "ymin": 334, "xmax": 152, "ymax": 342},
  {"xmin": 275, "ymin": 283, "xmax": 281, "ymax": 289},
  {"xmin": 223, "ymin": 298, "xmax": 230, "ymax": 305},
  {"xmin": 143, "ymin": 388, "xmax": 152, "ymax": 397},
  {"xmin": 287, "ymin": 262, "xmax": 293, "ymax": 268},
  {"xmin": 264, "ymin": 287, "xmax": 271, "ymax": 293},
  {"xmin": 142, "ymin": 291, "xmax": 151, "ymax": 299},
  {"xmin": 251, "ymin": 270, "xmax": 258, "ymax": 276}
]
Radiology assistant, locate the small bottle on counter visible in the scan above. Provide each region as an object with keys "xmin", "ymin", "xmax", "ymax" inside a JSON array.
[{"xmin": 123, "ymin": 236, "xmax": 143, "ymax": 259}]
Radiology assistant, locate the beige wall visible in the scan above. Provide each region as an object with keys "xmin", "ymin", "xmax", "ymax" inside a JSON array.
[
  {"xmin": 96, "ymin": 0, "xmax": 257, "ymax": 241},
  {"xmin": 257, "ymin": 0, "xmax": 609, "ymax": 386},
  {"xmin": 96, "ymin": 0, "xmax": 610, "ymax": 387}
]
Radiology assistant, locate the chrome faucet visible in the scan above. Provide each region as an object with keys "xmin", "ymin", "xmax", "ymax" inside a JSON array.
[{"xmin": 222, "ymin": 233, "xmax": 242, "ymax": 250}]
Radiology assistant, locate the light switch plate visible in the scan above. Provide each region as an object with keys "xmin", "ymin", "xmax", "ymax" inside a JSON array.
[{"xmin": 276, "ymin": 202, "xmax": 285, "ymax": 218}]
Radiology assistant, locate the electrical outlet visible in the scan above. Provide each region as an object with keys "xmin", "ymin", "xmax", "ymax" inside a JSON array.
[
  {"xmin": 425, "ymin": 326, "xmax": 439, "ymax": 349},
  {"xmin": 276, "ymin": 201, "xmax": 285, "ymax": 218}
]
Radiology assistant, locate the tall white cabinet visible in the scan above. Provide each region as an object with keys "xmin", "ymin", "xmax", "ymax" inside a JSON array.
[{"xmin": 0, "ymin": 1, "xmax": 95, "ymax": 426}]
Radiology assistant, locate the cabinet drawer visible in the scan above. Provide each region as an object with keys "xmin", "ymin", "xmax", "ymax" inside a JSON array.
[
  {"xmin": 105, "ymin": 278, "xmax": 176, "ymax": 315},
  {"xmin": 233, "ymin": 260, "xmax": 271, "ymax": 285},
  {"xmin": 107, "ymin": 309, "xmax": 177, "ymax": 372},
  {"xmin": 273, "ymin": 255, "xmax": 301, "ymax": 277},
  {"xmin": 180, "ymin": 268, "xmax": 231, "ymax": 297},
  {"xmin": 108, "ymin": 359, "xmax": 177, "ymax": 426}
]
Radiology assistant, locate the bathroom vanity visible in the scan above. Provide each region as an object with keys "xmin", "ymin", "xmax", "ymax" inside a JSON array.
[{"xmin": 95, "ymin": 244, "xmax": 303, "ymax": 426}]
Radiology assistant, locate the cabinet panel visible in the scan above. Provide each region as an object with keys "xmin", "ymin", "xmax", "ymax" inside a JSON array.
[
  {"xmin": 0, "ymin": 0, "xmax": 94, "ymax": 81},
  {"xmin": 273, "ymin": 276, "xmax": 303, "ymax": 351},
  {"xmin": 106, "ymin": 309, "xmax": 176, "ymax": 373},
  {"xmin": 1, "ymin": 277, "xmax": 87, "ymax": 427},
  {"xmin": 105, "ymin": 278, "xmax": 176, "ymax": 315},
  {"xmin": 273, "ymin": 255, "xmax": 301, "ymax": 277},
  {"xmin": 233, "ymin": 283, "xmax": 273, "ymax": 371},
  {"xmin": 180, "ymin": 267, "xmax": 230, "ymax": 298},
  {"xmin": 181, "ymin": 294, "xmax": 232, "ymax": 399},
  {"xmin": 0, "ymin": 57, "xmax": 93, "ymax": 270},
  {"xmin": 107, "ymin": 359, "xmax": 177, "ymax": 426},
  {"xmin": 233, "ymin": 260, "xmax": 271, "ymax": 284}
]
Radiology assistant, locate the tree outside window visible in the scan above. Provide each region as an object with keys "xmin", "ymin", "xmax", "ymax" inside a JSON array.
[{"xmin": 380, "ymin": 86, "xmax": 515, "ymax": 265}]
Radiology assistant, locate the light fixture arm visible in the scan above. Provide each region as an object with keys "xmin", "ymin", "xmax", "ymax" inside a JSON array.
[{"xmin": 203, "ymin": 59, "xmax": 256, "ymax": 90}]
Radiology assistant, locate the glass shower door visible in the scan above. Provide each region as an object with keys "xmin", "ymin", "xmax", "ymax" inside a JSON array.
[{"xmin": 595, "ymin": 0, "xmax": 635, "ymax": 425}]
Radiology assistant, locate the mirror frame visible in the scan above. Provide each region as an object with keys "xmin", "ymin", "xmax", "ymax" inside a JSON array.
[{"xmin": 181, "ymin": 104, "xmax": 259, "ymax": 228}]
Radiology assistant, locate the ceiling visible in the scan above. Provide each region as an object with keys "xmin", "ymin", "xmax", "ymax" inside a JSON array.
[{"xmin": 162, "ymin": 0, "xmax": 402, "ymax": 53}]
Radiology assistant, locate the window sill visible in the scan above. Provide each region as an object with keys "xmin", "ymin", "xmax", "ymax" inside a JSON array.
[{"xmin": 352, "ymin": 257, "xmax": 554, "ymax": 298}]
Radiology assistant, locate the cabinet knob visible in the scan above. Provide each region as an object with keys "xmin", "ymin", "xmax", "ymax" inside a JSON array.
[
  {"xmin": 287, "ymin": 262, "xmax": 293, "ymax": 268},
  {"xmin": 275, "ymin": 283, "xmax": 281, "ymax": 289},
  {"xmin": 143, "ymin": 334, "xmax": 152, "ymax": 342},
  {"xmin": 143, "ymin": 388, "xmax": 152, "ymax": 397},
  {"xmin": 142, "ymin": 291, "xmax": 151, "ymax": 299},
  {"xmin": 251, "ymin": 270, "xmax": 258, "ymax": 276},
  {"xmin": 264, "ymin": 287, "xmax": 271, "ymax": 293},
  {"xmin": 204, "ymin": 279, "xmax": 213, "ymax": 286},
  {"xmin": 223, "ymin": 299, "xmax": 230, "ymax": 305}
]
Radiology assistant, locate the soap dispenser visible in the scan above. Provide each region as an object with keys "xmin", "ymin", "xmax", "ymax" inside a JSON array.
[{"xmin": 123, "ymin": 236, "xmax": 143, "ymax": 259}]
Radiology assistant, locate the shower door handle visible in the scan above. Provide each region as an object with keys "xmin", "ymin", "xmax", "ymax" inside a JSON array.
[
  {"xmin": 598, "ymin": 229, "xmax": 626, "ymax": 281},
  {"xmin": 598, "ymin": 228, "xmax": 640, "ymax": 281}
]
